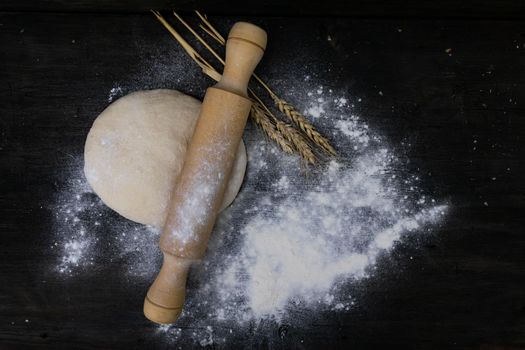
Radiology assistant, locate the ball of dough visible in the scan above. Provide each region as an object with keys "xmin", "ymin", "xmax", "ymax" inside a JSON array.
[{"xmin": 84, "ymin": 89, "xmax": 247, "ymax": 227}]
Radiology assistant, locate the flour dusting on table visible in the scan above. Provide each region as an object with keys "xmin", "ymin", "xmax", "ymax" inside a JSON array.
[
  {"xmin": 52, "ymin": 176, "xmax": 99, "ymax": 275},
  {"xmin": 52, "ymin": 84, "xmax": 448, "ymax": 346}
]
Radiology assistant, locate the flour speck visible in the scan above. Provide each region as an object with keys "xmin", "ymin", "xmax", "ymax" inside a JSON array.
[{"xmin": 108, "ymin": 85, "xmax": 123, "ymax": 102}]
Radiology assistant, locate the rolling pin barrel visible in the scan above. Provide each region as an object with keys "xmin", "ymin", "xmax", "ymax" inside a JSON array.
[{"xmin": 144, "ymin": 22, "xmax": 267, "ymax": 324}]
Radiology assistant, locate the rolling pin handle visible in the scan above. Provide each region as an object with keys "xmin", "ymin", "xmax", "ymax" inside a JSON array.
[
  {"xmin": 143, "ymin": 253, "xmax": 191, "ymax": 324},
  {"xmin": 216, "ymin": 22, "xmax": 267, "ymax": 97}
]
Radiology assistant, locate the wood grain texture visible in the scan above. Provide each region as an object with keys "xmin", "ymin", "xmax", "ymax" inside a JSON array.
[{"xmin": 0, "ymin": 10, "xmax": 524, "ymax": 349}]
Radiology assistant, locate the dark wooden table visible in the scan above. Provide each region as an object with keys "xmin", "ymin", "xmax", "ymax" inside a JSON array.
[{"xmin": 1, "ymin": 2, "xmax": 524, "ymax": 349}]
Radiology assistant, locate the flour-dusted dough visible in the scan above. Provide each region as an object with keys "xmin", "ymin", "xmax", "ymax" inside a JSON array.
[{"xmin": 84, "ymin": 89, "xmax": 247, "ymax": 227}]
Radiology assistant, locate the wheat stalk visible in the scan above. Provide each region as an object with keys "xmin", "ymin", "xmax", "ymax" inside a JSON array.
[
  {"xmin": 195, "ymin": 11, "xmax": 336, "ymax": 156},
  {"xmin": 173, "ymin": 11, "xmax": 225, "ymax": 66},
  {"xmin": 152, "ymin": 11, "xmax": 213, "ymax": 74},
  {"xmin": 195, "ymin": 12, "xmax": 225, "ymax": 45}
]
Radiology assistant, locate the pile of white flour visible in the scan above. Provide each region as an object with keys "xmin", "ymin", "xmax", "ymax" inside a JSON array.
[{"xmin": 52, "ymin": 84, "xmax": 448, "ymax": 346}]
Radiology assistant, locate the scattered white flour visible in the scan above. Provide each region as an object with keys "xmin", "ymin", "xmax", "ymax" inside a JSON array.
[
  {"xmin": 52, "ymin": 176, "xmax": 98, "ymax": 275},
  {"xmin": 335, "ymin": 116, "xmax": 371, "ymax": 149},
  {"xmin": 52, "ymin": 83, "xmax": 448, "ymax": 346},
  {"xmin": 108, "ymin": 85, "xmax": 123, "ymax": 102},
  {"xmin": 52, "ymin": 163, "xmax": 162, "ymax": 278},
  {"xmin": 217, "ymin": 156, "xmax": 446, "ymax": 319},
  {"xmin": 305, "ymin": 86, "xmax": 327, "ymax": 118},
  {"xmin": 305, "ymin": 102, "xmax": 326, "ymax": 119}
]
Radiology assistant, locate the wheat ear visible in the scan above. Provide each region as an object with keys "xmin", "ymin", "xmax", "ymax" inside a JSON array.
[
  {"xmin": 250, "ymin": 92, "xmax": 316, "ymax": 164},
  {"xmin": 271, "ymin": 95, "xmax": 336, "ymax": 156},
  {"xmin": 250, "ymin": 103, "xmax": 294, "ymax": 155},
  {"xmin": 275, "ymin": 121, "xmax": 316, "ymax": 164}
]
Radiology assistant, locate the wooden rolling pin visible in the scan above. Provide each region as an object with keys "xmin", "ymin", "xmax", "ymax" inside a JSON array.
[{"xmin": 143, "ymin": 22, "xmax": 267, "ymax": 324}]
